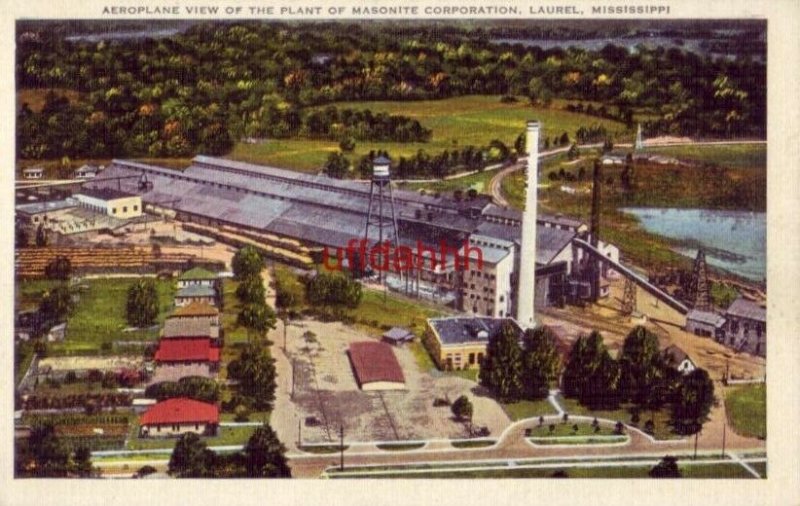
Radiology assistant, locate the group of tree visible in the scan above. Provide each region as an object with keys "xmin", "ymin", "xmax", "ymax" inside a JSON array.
[
  {"xmin": 232, "ymin": 246, "xmax": 276, "ymax": 341},
  {"xmin": 227, "ymin": 343, "xmax": 277, "ymax": 412},
  {"xmin": 562, "ymin": 326, "xmax": 716, "ymax": 435},
  {"xmin": 306, "ymin": 271, "xmax": 362, "ymax": 309},
  {"xmin": 168, "ymin": 425, "xmax": 290, "ymax": 478},
  {"xmin": 144, "ymin": 376, "xmax": 221, "ymax": 403},
  {"xmin": 479, "ymin": 323, "xmax": 561, "ymax": 403},
  {"xmin": 304, "ymin": 106, "xmax": 431, "ymax": 143},
  {"xmin": 575, "ymin": 124, "xmax": 611, "ymax": 144},
  {"xmin": 15, "ymin": 422, "xmax": 96, "ymax": 477},
  {"xmin": 125, "ymin": 278, "xmax": 159, "ymax": 328},
  {"xmin": 17, "ymin": 22, "xmax": 764, "ymax": 162},
  {"xmin": 44, "ymin": 256, "xmax": 72, "ymax": 280}
]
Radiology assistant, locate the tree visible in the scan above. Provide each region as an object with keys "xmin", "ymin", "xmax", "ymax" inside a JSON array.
[
  {"xmin": 451, "ymin": 395, "xmax": 473, "ymax": 423},
  {"xmin": 339, "ymin": 136, "xmax": 356, "ymax": 152},
  {"xmin": 227, "ymin": 344, "xmax": 277, "ymax": 411},
  {"xmin": 35, "ymin": 223, "xmax": 48, "ymax": 247},
  {"xmin": 39, "ymin": 284, "xmax": 73, "ymax": 323},
  {"xmin": 479, "ymin": 320, "xmax": 523, "ymax": 402},
  {"xmin": 237, "ymin": 302, "xmax": 276, "ymax": 340},
  {"xmin": 44, "ymin": 256, "xmax": 72, "ymax": 280},
  {"xmin": 243, "ymin": 425, "xmax": 292, "ymax": 478},
  {"xmin": 671, "ymin": 368, "xmax": 715, "ymax": 435},
  {"xmin": 169, "ymin": 433, "xmax": 215, "ymax": 478},
  {"xmin": 324, "ymin": 151, "xmax": 350, "ymax": 179},
  {"xmin": 562, "ymin": 331, "xmax": 616, "ymax": 406},
  {"xmin": 567, "ymin": 143, "xmax": 579, "ymax": 160},
  {"xmin": 232, "ymin": 246, "xmax": 264, "ymax": 281},
  {"xmin": 16, "ymin": 225, "xmax": 29, "ymax": 247},
  {"xmin": 649, "ymin": 456, "xmax": 682, "ymax": 478},
  {"xmin": 602, "ymin": 138, "xmax": 614, "ymax": 153},
  {"xmin": 23, "ymin": 422, "xmax": 70, "ymax": 477},
  {"xmin": 235, "ymin": 276, "xmax": 266, "ymax": 305},
  {"xmin": 521, "ymin": 326, "xmax": 561, "ymax": 400},
  {"xmin": 125, "ymin": 278, "xmax": 159, "ymax": 327},
  {"xmin": 618, "ymin": 326, "xmax": 665, "ymax": 407},
  {"xmin": 72, "ymin": 445, "xmax": 95, "ymax": 477}
]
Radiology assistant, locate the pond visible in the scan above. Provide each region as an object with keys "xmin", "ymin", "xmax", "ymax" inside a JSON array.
[{"xmin": 621, "ymin": 207, "xmax": 766, "ymax": 281}]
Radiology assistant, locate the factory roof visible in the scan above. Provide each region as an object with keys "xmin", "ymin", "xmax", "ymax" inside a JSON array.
[
  {"xmin": 687, "ymin": 309, "xmax": 726, "ymax": 328},
  {"xmin": 348, "ymin": 341, "xmax": 405, "ymax": 386},
  {"xmin": 725, "ymin": 298, "xmax": 766, "ymax": 322},
  {"xmin": 536, "ymin": 226, "xmax": 577, "ymax": 264},
  {"xmin": 15, "ymin": 198, "xmax": 78, "ymax": 215},
  {"xmin": 77, "ymin": 186, "xmax": 137, "ymax": 201},
  {"xmin": 428, "ymin": 317, "xmax": 523, "ymax": 346}
]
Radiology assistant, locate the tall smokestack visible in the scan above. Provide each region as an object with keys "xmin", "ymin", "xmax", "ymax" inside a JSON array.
[
  {"xmin": 516, "ymin": 120, "xmax": 539, "ymax": 329},
  {"xmin": 590, "ymin": 159, "xmax": 602, "ymax": 301}
]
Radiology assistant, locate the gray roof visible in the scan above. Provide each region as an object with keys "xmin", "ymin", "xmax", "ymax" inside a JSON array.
[
  {"xmin": 687, "ymin": 309, "xmax": 726, "ymax": 328},
  {"xmin": 383, "ymin": 327, "xmax": 413, "ymax": 340},
  {"xmin": 176, "ymin": 285, "xmax": 216, "ymax": 298},
  {"xmin": 663, "ymin": 345, "xmax": 692, "ymax": 366},
  {"xmin": 16, "ymin": 199, "xmax": 77, "ymax": 215},
  {"xmin": 429, "ymin": 317, "xmax": 523, "ymax": 346},
  {"xmin": 725, "ymin": 298, "xmax": 766, "ymax": 322},
  {"xmin": 162, "ymin": 318, "xmax": 219, "ymax": 339},
  {"xmin": 78, "ymin": 186, "xmax": 137, "ymax": 201}
]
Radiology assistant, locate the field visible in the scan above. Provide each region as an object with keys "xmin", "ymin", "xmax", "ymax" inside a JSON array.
[
  {"xmin": 125, "ymin": 424, "xmax": 260, "ymax": 451},
  {"xmin": 51, "ymin": 278, "xmax": 176, "ymax": 355},
  {"xmin": 725, "ymin": 384, "xmax": 766, "ymax": 439},
  {"xmin": 557, "ymin": 395, "xmax": 679, "ymax": 440},
  {"xmin": 644, "ymin": 144, "xmax": 766, "ymax": 169},
  {"xmin": 230, "ymin": 96, "xmax": 628, "ymax": 172},
  {"xmin": 502, "ymin": 399, "xmax": 558, "ymax": 421}
]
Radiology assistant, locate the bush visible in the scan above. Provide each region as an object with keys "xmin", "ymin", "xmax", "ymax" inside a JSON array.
[
  {"xmin": 136, "ymin": 465, "xmax": 158, "ymax": 478},
  {"xmin": 234, "ymin": 404, "xmax": 251, "ymax": 422}
]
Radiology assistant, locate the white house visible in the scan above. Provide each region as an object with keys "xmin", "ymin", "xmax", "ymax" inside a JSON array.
[
  {"xmin": 74, "ymin": 187, "xmax": 143, "ymax": 219},
  {"xmin": 663, "ymin": 345, "xmax": 696, "ymax": 375}
]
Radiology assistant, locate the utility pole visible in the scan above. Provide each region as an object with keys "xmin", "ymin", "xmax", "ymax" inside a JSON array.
[
  {"xmin": 291, "ymin": 358, "xmax": 296, "ymax": 400},
  {"xmin": 282, "ymin": 314, "xmax": 288, "ymax": 352},
  {"xmin": 721, "ymin": 423, "xmax": 727, "ymax": 458},
  {"xmin": 298, "ymin": 418, "xmax": 302, "ymax": 448},
  {"xmin": 693, "ymin": 430, "xmax": 699, "ymax": 460},
  {"xmin": 339, "ymin": 425, "xmax": 345, "ymax": 471}
]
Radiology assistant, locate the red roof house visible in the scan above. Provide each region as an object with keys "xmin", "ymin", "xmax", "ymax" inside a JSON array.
[
  {"xmin": 348, "ymin": 341, "xmax": 405, "ymax": 391},
  {"xmin": 139, "ymin": 398, "xmax": 219, "ymax": 437},
  {"xmin": 154, "ymin": 338, "xmax": 220, "ymax": 364}
]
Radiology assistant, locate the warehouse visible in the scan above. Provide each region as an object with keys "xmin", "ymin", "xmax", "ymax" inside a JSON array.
[{"xmin": 347, "ymin": 341, "xmax": 406, "ymax": 391}]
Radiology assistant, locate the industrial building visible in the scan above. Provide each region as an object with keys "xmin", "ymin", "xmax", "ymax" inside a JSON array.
[{"xmin": 424, "ymin": 317, "xmax": 524, "ymax": 371}]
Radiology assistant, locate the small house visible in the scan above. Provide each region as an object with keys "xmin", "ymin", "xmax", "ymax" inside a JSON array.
[
  {"xmin": 663, "ymin": 345, "xmax": 696, "ymax": 375},
  {"xmin": 74, "ymin": 165, "xmax": 98, "ymax": 179},
  {"xmin": 686, "ymin": 309, "xmax": 726, "ymax": 338},
  {"xmin": 47, "ymin": 323, "xmax": 66, "ymax": 342},
  {"xmin": 139, "ymin": 398, "xmax": 219, "ymax": 438},
  {"xmin": 174, "ymin": 285, "xmax": 217, "ymax": 307},
  {"xmin": 22, "ymin": 167, "xmax": 44, "ymax": 180},
  {"xmin": 382, "ymin": 327, "xmax": 414, "ymax": 346},
  {"xmin": 720, "ymin": 298, "xmax": 766, "ymax": 357}
]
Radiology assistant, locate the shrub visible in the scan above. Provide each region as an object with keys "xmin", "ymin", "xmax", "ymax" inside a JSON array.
[{"xmin": 234, "ymin": 404, "xmax": 251, "ymax": 422}]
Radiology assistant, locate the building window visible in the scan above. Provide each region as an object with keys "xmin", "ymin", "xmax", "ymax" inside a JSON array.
[
  {"xmin": 468, "ymin": 353, "xmax": 476, "ymax": 365},
  {"xmin": 112, "ymin": 208, "xmax": 117, "ymax": 214},
  {"xmin": 123, "ymin": 206, "xmax": 128, "ymax": 213},
  {"xmin": 133, "ymin": 205, "xmax": 138, "ymax": 211}
]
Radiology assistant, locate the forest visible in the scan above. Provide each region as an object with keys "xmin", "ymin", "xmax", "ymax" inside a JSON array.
[{"xmin": 16, "ymin": 21, "xmax": 766, "ymax": 165}]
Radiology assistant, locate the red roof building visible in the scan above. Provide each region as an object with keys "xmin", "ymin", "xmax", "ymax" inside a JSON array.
[
  {"xmin": 139, "ymin": 398, "xmax": 219, "ymax": 437},
  {"xmin": 348, "ymin": 341, "xmax": 406, "ymax": 391},
  {"xmin": 154, "ymin": 338, "xmax": 220, "ymax": 364}
]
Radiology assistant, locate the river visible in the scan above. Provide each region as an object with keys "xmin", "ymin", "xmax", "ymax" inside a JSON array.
[{"xmin": 621, "ymin": 207, "xmax": 766, "ymax": 281}]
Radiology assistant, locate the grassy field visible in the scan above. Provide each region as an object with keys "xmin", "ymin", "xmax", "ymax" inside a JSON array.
[
  {"xmin": 450, "ymin": 440, "xmax": 496, "ymax": 449},
  {"xmin": 502, "ymin": 399, "xmax": 558, "ymax": 421},
  {"xmin": 16, "ymin": 279, "xmax": 59, "ymax": 312},
  {"xmin": 220, "ymin": 279, "xmax": 250, "ymax": 346},
  {"xmin": 528, "ymin": 422, "xmax": 618, "ymax": 437},
  {"xmin": 725, "ymin": 384, "xmax": 766, "ymax": 439},
  {"xmin": 557, "ymin": 396, "xmax": 679, "ymax": 440},
  {"xmin": 22, "ymin": 278, "xmax": 176, "ymax": 356},
  {"xmin": 401, "ymin": 166, "xmax": 501, "ymax": 192},
  {"xmin": 644, "ymin": 144, "xmax": 766, "ymax": 169},
  {"xmin": 345, "ymin": 286, "xmax": 449, "ymax": 336},
  {"xmin": 126, "ymin": 424, "xmax": 259, "ymax": 451},
  {"xmin": 230, "ymin": 96, "xmax": 628, "ymax": 172}
]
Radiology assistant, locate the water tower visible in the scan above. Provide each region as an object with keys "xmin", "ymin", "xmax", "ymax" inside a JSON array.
[{"xmin": 364, "ymin": 155, "xmax": 400, "ymax": 284}]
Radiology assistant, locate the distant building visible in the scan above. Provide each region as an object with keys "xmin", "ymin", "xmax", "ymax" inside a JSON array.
[
  {"xmin": 168, "ymin": 301, "xmax": 219, "ymax": 322},
  {"xmin": 348, "ymin": 341, "xmax": 405, "ymax": 391},
  {"xmin": 720, "ymin": 298, "xmax": 766, "ymax": 357},
  {"xmin": 177, "ymin": 267, "xmax": 218, "ymax": 289},
  {"xmin": 22, "ymin": 167, "xmax": 44, "ymax": 180},
  {"xmin": 174, "ymin": 285, "xmax": 217, "ymax": 307},
  {"xmin": 74, "ymin": 165, "xmax": 98, "ymax": 179},
  {"xmin": 686, "ymin": 309, "xmax": 726, "ymax": 338},
  {"xmin": 74, "ymin": 187, "xmax": 143, "ymax": 219},
  {"xmin": 382, "ymin": 327, "xmax": 414, "ymax": 346},
  {"xmin": 47, "ymin": 323, "xmax": 66, "ymax": 342},
  {"xmin": 662, "ymin": 345, "xmax": 696, "ymax": 375},
  {"xmin": 424, "ymin": 316, "xmax": 523, "ymax": 371},
  {"xmin": 139, "ymin": 398, "xmax": 219, "ymax": 438},
  {"xmin": 154, "ymin": 338, "xmax": 220, "ymax": 371},
  {"xmin": 15, "ymin": 199, "xmax": 78, "ymax": 228}
]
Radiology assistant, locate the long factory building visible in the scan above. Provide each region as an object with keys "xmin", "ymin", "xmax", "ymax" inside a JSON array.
[{"xmin": 83, "ymin": 154, "xmax": 617, "ymax": 318}]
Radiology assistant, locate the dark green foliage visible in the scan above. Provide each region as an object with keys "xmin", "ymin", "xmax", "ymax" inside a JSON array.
[
  {"xmin": 169, "ymin": 433, "xmax": 216, "ymax": 478},
  {"xmin": 243, "ymin": 425, "xmax": 292, "ymax": 478},
  {"xmin": 671, "ymin": 368, "xmax": 715, "ymax": 435},
  {"xmin": 236, "ymin": 302, "xmax": 277, "ymax": 339},
  {"xmin": 479, "ymin": 321, "xmax": 523, "ymax": 402},
  {"xmin": 44, "ymin": 256, "xmax": 72, "ymax": 280},
  {"xmin": 35, "ymin": 224, "xmax": 47, "ymax": 247},
  {"xmin": 39, "ymin": 284, "xmax": 73, "ymax": 323},
  {"xmin": 227, "ymin": 344, "xmax": 277, "ymax": 411},
  {"xmin": 235, "ymin": 276, "xmax": 266, "ymax": 305},
  {"xmin": 562, "ymin": 331, "xmax": 620, "ymax": 409},
  {"xmin": 144, "ymin": 376, "xmax": 221, "ymax": 403},
  {"xmin": 619, "ymin": 326, "xmax": 666, "ymax": 407},
  {"xmin": 649, "ymin": 456, "xmax": 682, "ymax": 478},
  {"xmin": 520, "ymin": 326, "xmax": 561, "ymax": 400},
  {"xmin": 125, "ymin": 278, "xmax": 158, "ymax": 327},
  {"xmin": 136, "ymin": 465, "xmax": 158, "ymax": 478},
  {"xmin": 451, "ymin": 395, "xmax": 473, "ymax": 422},
  {"xmin": 274, "ymin": 267, "xmax": 305, "ymax": 310},
  {"xmin": 324, "ymin": 151, "xmax": 350, "ymax": 179},
  {"xmin": 338, "ymin": 136, "xmax": 356, "ymax": 152},
  {"xmin": 306, "ymin": 272, "xmax": 362, "ymax": 308},
  {"xmin": 72, "ymin": 445, "xmax": 95, "ymax": 477},
  {"xmin": 17, "ymin": 422, "xmax": 70, "ymax": 477},
  {"xmin": 232, "ymin": 246, "xmax": 264, "ymax": 281}
]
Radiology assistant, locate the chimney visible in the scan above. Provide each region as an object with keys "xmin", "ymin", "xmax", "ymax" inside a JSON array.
[
  {"xmin": 516, "ymin": 120, "xmax": 539, "ymax": 329},
  {"xmin": 590, "ymin": 159, "xmax": 602, "ymax": 301}
]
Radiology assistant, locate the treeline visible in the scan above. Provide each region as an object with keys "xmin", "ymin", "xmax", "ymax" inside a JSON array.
[
  {"xmin": 17, "ymin": 21, "xmax": 765, "ymax": 160},
  {"xmin": 305, "ymin": 106, "xmax": 431, "ymax": 143}
]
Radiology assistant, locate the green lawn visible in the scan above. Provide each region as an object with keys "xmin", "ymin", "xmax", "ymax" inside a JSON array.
[
  {"xmin": 725, "ymin": 384, "xmax": 766, "ymax": 439},
  {"xmin": 16, "ymin": 279, "xmax": 60, "ymax": 312},
  {"xmin": 49, "ymin": 278, "xmax": 176, "ymax": 355},
  {"xmin": 451, "ymin": 440, "xmax": 496, "ymax": 449},
  {"xmin": 644, "ymin": 144, "xmax": 766, "ymax": 169},
  {"xmin": 346, "ymin": 287, "xmax": 449, "ymax": 336},
  {"xmin": 229, "ymin": 96, "xmax": 628, "ymax": 172},
  {"xmin": 220, "ymin": 279, "xmax": 250, "ymax": 345},
  {"xmin": 502, "ymin": 399, "xmax": 558, "ymax": 421},
  {"xmin": 528, "ymin": 422, "xmax": 618, "ymax": 437},
  {"xmin": 446, "ymin": 368, "xmax": 479, "ymax": 382},
  {"xmin": 556, "ymin": 396, "xmax": 679, "ymax": 440},
  {"xmin": 402, "ymin": 166, "xmax": 501, "ymax": 192},
  {"xmin": 126, "ymin": 424, "xmax": 260, "ymax": 451},
  {"xmin": 376, "ymin": 442, "xmax": 426, "ymax": 451}
]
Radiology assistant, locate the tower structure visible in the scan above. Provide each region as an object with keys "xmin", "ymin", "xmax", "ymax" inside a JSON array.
[
  {"xmin": 688, "ymin": 249, "xmax": 712, "ymax": 311},
  {"xmin": 621, "ymin": 277, "xmax": 636, "ymax": 315},
  {"xmin": 364, "ymin": 155, "xmax": 400, "ymax": 284},
  {"xmin": 635, "ymin": 123, "xmax": 644, "ymax": 151},
  {"xmin": 516, "ymin": 121, "xmax": 539, "ymax": 329},
  {"xmin": 589, "ymin": 159, "xmax": 603, "ymax": 301}
]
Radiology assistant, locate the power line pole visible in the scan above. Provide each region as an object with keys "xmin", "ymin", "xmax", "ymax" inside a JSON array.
[
  {"xmin": 339, "ymin": 425, "xmax": 345, "ymax": 471},
  {"xmin": 291, "ymin": 358, "xmax": 296, "ymax": 400},
  {"xmin": 693, "ymin": 430, "xmax": 699, "ymax": 460},
  {"xmin": 721, "ymin": 423, "xmax": 727, "ymax": 458},
  {"xmin": 297, "ymin": 418, "xmax": 302, "ymax": 448}
]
